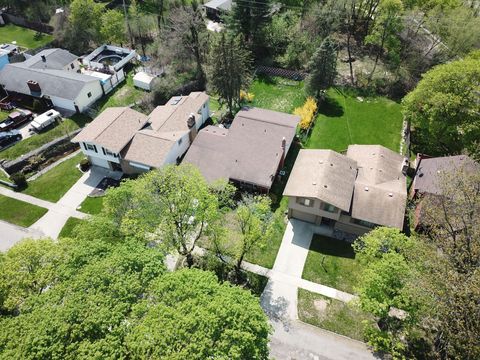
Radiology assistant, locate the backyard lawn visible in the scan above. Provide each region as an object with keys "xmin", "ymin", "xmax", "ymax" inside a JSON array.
[
  {"xmin": 306, "ymin": 88, "xmax": 403, "ymax": 152},
  {"xmin": 0, "ymin": 24, "xmax": 53, "ymax": 49},
  {"xmin": 59, "ymin": 217, "xmax": 84, "ymax": 238},
  {"xmin": 0, "ymin": 114, "xmax": 90, "ymax": 161},
  {"xmin": 78, "ymin": 196, "xmax": 104, "ymax": 215},
  {"xmin": 298, "ymin": 289, "xmax": 371, "ymax": 341},
  {"xmin": 302, "ymin": 235, "xmax": 364, "ymax": 294},
  {"xmin": 97, "ymin": 72, "xmax": 146, "ymax": 112},
  {"xmin": 0, "ymin": 194, "xmax": 47, "ymax": 227},
  {"xmin": 249, "ymin": 75, "xmax": 306, "ymax": 113},
  {"xmin": 23, "ymin": 153, "xmax": 84, "ymax": 202}
]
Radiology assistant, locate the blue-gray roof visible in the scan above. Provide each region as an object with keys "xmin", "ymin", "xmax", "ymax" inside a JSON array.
[{"xmin": 0, "ymin": 49, "xmax": 99, "ymax": 100}]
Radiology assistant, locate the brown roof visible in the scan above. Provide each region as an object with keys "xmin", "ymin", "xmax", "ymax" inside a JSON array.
[
  {"xmin": 283, "ymin": 145, "xmax": 408, "ymax": 229},
  {"xmin": 121, "ymin": 129, "xmax": 180, "ymax": 168},
  {"xmin": 283, "ymin": 150, "xmax": 357, "ymax": 211},
  {"xmin": 72, "ymin": 107, "xmax": 148, "ymax": 153},
  {"xmin": 148, "ymin": 92, "xmax": 209, "ymax": 133},
  {"xmin": 184, "ymin": 107, "xmax": 300, "ymax": 189},
  {"xmin": 412, "ymin": 155, "xmax": 479, "ymax": 195}
]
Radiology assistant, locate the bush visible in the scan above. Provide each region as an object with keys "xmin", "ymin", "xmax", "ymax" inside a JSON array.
[
  {"xmin": 294, "ymin": 97, "xmax": 318, "ymax": 131},
  {"xmin": 240, "ymin": 90, "xmax": 255, "ymax": 103},
  {"xmin": 10, "ymin": 173, "xmax": 27, "ymax": 188},
  {"xmin": 79, "ymin": 158, "xmax": 90, "ymax": 172}
]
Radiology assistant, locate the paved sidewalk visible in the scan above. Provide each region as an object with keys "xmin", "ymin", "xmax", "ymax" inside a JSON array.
[
  {"xmin": 260, "ymin": 219, "xmax": 336, "ymax": 321},
  {"xmin": 31, "ymin": 167, "xmax": 118, "ymax": 239},
  {"xmin": 0, "ymin": 220, "xmax": 44, "ymax": 252}
]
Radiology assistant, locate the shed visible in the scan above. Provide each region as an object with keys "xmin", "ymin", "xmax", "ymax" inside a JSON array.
[{"xmin": 133, "ymin": 71, "xmax": 156, "ymax": 91}]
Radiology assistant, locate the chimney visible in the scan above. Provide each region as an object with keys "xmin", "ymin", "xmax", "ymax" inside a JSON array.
[
  {"xmin": 187, "ymin": 113, "xmax": 196, "ymax": 129},
  {"xmin": 27, "ymin": 80, "xmax": 41, "ymax": 93},
  {"xmin": 187, "ymin": 113, "xmax": 197, "ymax": 143}
]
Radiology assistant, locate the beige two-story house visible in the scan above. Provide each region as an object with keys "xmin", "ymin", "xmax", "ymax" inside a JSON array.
[{"xmin": 284, "ymin": 145, "xmax": 408, "ymax": 236}]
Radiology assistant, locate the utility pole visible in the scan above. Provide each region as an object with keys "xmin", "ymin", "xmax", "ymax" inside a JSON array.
[{"xmin": 122, "ymin": 0, "xmax": 134, "ymax": 48}]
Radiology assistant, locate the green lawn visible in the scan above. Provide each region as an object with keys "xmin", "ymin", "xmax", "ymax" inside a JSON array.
[
  {"xmin": 58, "ymin": 217, "xmax": 84, "ymax": 238},
  {"xmin": 78, "ymin": 196, "xmax": 104, "ymax": 215},
  {"xmin": 0, "ymin": 110, "xmax": 12, "ymax": 123},
  {"xmin": 306, "ymin": 88, "xmax": 403, "ymax": 152},
  {"xmin": 23, "ymin": 153, "xmax": 84, "ymax": 202},
  {"xmin": 97, "ymin": 72, "xmax": 146, "ymax": 112},
  {"xmin": 302, "ymin": 235, "xmax": 364, "ymax": 294},
  {"xmin": 249, "ymin": 75, "xmax": 306, "ymax": 113},
  {"xmin": 0, "ymin": 24, "xmax": 53, "ymax": 49},
  {"xmin": 0, "ymin": 114, "xmax": 90, "ymax": 161},
  {"xmin": 298, "ymin": 289, "xmax": 371, "ymax": 341},
  {"xmin": 0, "ymin": 194, "xmax": 47, "ymax": 227}
]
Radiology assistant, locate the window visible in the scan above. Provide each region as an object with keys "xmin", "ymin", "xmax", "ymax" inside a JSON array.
[
  {"xmin": 296, "ymin": 197, "xmax": 313, "ymax": 207},
  {"xmin": 353, "ymin": 218, "xmax": 376, "ymax": 228},
  {"xmin": 70, "ymin": 63, "xmax": 75, "ymax": 69},
  {"xmin": 85, "ymin": 143, "xmax": 97, "ymax": 153},
  {"xmin": 178, "ymin": 138, "xmax": 183, "ymax": 145},
  {"xmin": 104, "ymin": 148, "xmax": 117, "ymax": 157},
  {"xmin": 87, "ymin": 92, "xmax": 92, "ymax": 98},
  {"xmin": 322, "ymin": 202, "xmax": 338, "ymax": 213}
]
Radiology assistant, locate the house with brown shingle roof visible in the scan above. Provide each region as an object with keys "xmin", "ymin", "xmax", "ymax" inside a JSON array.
[
  {"xmin": 410, "ymin": 154, "xmax": 479, "ymax": 230},
  {"xmin": 183, "ymin": 107, "xmax": 300, "ymax": 192},
  {"xmin": 72, "ymin": 92, "xmax": 209, "ymax": 173},
  {"xmin": 283, "ymin": 145, "xmax": 408, "ymax": 236}
]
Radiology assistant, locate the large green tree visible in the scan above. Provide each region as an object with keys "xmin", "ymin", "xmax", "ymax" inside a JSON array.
[
  {"xmin": 62, "ymin": 0, "xmax": 103, "ymax": 53},
  {"xmin": 104, "ymin": 164, "xmax": 221, "ymax": 267},
  {"xmin": 227, "ymin": 0, "xmax": 271, "ymax": 56},
  {"xmin": 305, "ymin": 37, "xmax": 338, "ymax": 98},
  {"xmin": 100, "ymin": 9, "xmax": 127, "ymax": 46},
  {"xmin": 403, "ymin": 56, "xmax": 480, "ymax": 157},
  {"xmin": 206, "ymin": 32, "xmax": 252, "ymax": 117},
  {"xmin": 126, "ymin": 269, "xmax": 271, "ymax": 359}
]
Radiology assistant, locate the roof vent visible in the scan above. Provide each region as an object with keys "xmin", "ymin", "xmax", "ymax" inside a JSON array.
[
  {"xmin": 330, "ymin": 163, "xmax": 333, "ymax": 166},
  {"xmin": 364, "ymin": 187, "xmax": 369, "ymax": 191},
  {"xmin": 319, "ymin": 161, "xmax": 323, "ymax": 164},
  {"xmin": 388, "ymin": 193, "xmax": 393, "ymax": 197},
  {"xmin": 312, "ymin": 181, "xmax": 317, "ymax": 185},
  {"xmin": 324, "ymin": 184, "xmax": 328, "ymax": 188}
]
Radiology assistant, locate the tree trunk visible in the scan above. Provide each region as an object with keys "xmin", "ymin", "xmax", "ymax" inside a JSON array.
[
  {"xmin": 346, "ymin": 32, "xmax": 355, "ymax": 85},
  {"xmin": 185, "ymin": 252, "xmax": 194, "ymax": 268}
]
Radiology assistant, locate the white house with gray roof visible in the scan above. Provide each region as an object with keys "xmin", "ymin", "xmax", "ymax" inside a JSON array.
[
  {"xmin": 284, "ymin": 145, "xmax": 408, "ymax": 236},
  {"xmin": 0, "ymin": 48, "xmax": 103, "ymax": 113},
  {"xmin": 72, "ymin": 92, "xmax": 210, "ymax": 173}
]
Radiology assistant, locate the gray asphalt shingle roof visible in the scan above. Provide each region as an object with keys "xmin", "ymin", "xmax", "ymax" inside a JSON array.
[{"xmin": 0, "ymin": 48, "xmax": 98, "ymax": 100}]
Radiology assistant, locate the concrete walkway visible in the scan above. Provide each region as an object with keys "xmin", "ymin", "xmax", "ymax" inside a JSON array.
[
  {"xmin": 261, "ymin": 219, "xmax": 336, "ymax": 320},
  {"xmin": 30, "ymin": 166, "xmax": 119, "ymax": 239},
  {"xmin": 0, "ymin": 166, "xmax": 121, "ymax": 247},
  {"xmin": 0, "ymin": 220, "xmax": 44, "ymax": 252}
]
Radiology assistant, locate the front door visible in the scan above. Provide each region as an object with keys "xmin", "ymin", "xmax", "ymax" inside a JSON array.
[{"xmin": 109, "ymin": 161, "xmax": 122, "ymax": 172}]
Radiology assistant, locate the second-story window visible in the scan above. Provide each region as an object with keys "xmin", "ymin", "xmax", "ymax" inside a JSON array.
[
  {"xmin": 85, "ymin": 143, "xmax": 97, "ymax": 153},
  {"xmin": 296, "ymin": 197, "xmax": 313, "ymax": 207},
  {"xmin": 322, "ymin": 202, "xmax": 338, "ymax": 213}
]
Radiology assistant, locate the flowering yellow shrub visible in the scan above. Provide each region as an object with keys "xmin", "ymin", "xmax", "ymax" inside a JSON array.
[
  {"xmin": 294, "ymin": 97, "xmax": 318, "ymax": 130},
  {"xmin": 240, "ymin": 90, "xmax": 255, "ymax": 102}
]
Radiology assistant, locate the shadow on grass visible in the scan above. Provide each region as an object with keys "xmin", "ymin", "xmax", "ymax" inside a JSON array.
[
  {"xmin": 318, "ymin": 95, "xmax": 344, "ymax": 118},
  {"xmin": 310, "ymin": 235, "xmax": 356, "ymax": 259},
  {"xmin": 270, "ymin": 140, "xmax": 302, "ymax": 211},
  {"xmin": 254, "ymin": 73, "xmax": 277, "ymax": 85}
]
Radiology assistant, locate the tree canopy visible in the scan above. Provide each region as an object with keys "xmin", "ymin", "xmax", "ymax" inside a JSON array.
[{"xmin": 403, "ymin": 56, "xmax": 480, "ymax": 157}]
